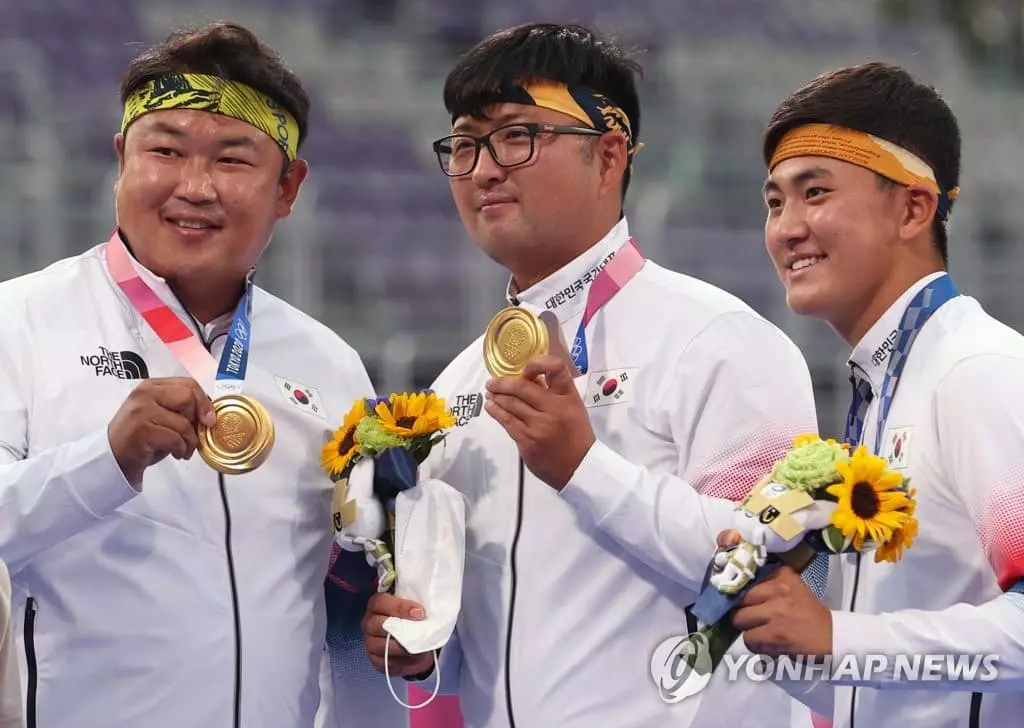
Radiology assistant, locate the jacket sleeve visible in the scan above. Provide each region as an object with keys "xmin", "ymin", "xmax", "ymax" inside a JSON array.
[
  {"xmin": 0, "ymin": 301, "xmax": 137, "ymax": 576},
  {"xmin": 773, "ymin": 673, "xmax": 835, "ymax": 718},
  {"xmin": 829, "ymin": 353, "xmax": 1024, "ymax": 690},
  {"xmin": 560, "ymin": 311, "xmax": 819, "ymax": 592},
  {"xmin": 829, "ymin": 593, "xmax": 1024, "ymax": 690}
]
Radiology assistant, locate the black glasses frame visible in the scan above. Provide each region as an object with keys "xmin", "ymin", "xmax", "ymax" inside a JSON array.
[{"xmin": 432, "ymin": 122, "xmax": 603, "ymax": 177}]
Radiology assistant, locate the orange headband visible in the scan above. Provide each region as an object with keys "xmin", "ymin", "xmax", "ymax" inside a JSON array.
[{"xmin": 769, "ymin": 123, "xmax": 959, "ymax": 218}]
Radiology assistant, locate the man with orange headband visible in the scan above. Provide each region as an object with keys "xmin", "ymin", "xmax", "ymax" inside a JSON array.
[
  {"xmin": 359, "ymin": 22, "xmax": 821, "ymax": 728},
  {"xmin": 728, "ymin": 61, "xmax": 1024, "ymax": 728},
  {"xmin": 0, "ymin": 22, "xmax": 401, "ymax": 728}
]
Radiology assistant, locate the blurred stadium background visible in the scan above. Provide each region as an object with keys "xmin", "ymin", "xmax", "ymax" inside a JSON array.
[{"xmin": 2, "ymin": 0, "xmax": 1023, "ymax": 437}]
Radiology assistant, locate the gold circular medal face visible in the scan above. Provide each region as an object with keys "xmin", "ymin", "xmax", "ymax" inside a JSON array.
[
  {"xmin": 483, "ymin": 307, "xmax": 549, "ymax": 377},
  {"xmin": 197, "ymin": 394, "xmax": 275, "ymax": 474}
]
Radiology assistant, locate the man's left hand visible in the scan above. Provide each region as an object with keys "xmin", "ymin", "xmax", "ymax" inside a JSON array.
[
  {"xmin": 485, "ymin": 355, "xmax": 595, "ymax": 490},
  {"xmin": 731, "ymin": 565, "xmax": 833, "ymax": 657}
]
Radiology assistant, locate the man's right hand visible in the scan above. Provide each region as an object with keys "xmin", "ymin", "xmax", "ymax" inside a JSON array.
[
  {"xmin": 362, "ymin": 593, "xmax": 434, "ymax": 676},
  {"xmin": 108, "ymin": 378, "xmax": 217, "ymax": 487}
]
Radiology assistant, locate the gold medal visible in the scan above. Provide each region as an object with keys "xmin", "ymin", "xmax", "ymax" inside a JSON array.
[
  {"xmin": 483, "ymin": 307, "xmax": 549, "ymax": 377},
  {"xmin": 197, "ymin": 394, "xmax": 275, "ymax": 474}
]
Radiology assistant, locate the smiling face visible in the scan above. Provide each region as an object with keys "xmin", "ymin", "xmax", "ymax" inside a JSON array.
[
  {"xmin": 763, "ymin": 156, "xmax": 918, "ymax": 342},
  {"xmin": 446, "ymin": 102, "xmax": 627, "ymax": 291},
  {"xmin": 114, "ymin": 108, "xmax": 307, "ymax": 298}
]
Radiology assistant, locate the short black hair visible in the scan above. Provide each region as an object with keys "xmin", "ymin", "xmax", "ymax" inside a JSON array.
[
  {"xmin": 764, "ymin": 62, "xmax": 961, "ymax": 264},
  {"xmin": 121, "ymin": 21, "xmax": 310, "ymax": 151},
  {"xmin": 443, "ymin": 23, "xmax": 642, "ymax": 197}
]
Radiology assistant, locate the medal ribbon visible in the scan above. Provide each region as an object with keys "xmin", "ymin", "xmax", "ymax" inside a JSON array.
[
  {"xmin": 876, "ymin": 275, "xmax": 1024, "ymax": 600},
  {"xmin": 571, "ymin": 237, "xmax": 645, "ymax": 375},
  {"xmin": 105, "ymin": 230, "xmax": 255, "ymax": 397},
  {"xmin": 871, "ymin": 273, "xmax": 958, "ymax": 451}
]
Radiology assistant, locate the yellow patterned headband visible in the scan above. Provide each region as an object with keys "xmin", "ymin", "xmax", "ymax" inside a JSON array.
[
  {"xmin": 481, "ymin": 80, "xmax": 643, "ymax": 164},
  {"xmin": 769, "ymin": 123, "xmax": 959, "ymax": 221},
  {"xmin": 121, "ymin": 73, "xmax": 300, "ymax": 161}
]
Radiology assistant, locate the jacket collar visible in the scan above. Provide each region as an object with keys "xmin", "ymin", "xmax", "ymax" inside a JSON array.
[
  {"xmin": 506, "ymin": 217, "xmax": 631, "ymax": 324},
  {"xmin": 847, "ymin": 271, "xmax": 946, "ymax": 393}
]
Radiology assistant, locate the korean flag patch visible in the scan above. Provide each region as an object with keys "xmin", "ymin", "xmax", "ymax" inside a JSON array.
[
  {"xmin": 883, "ymin": 426, "xmax": 914, "ymax": 469},
  {"xmin": 275, "ymin": 376, "xmax": 328, "ymax": 420},
  {"xmin": 584, "ymin": 368, "xmax": 638, "ymax": 408}
]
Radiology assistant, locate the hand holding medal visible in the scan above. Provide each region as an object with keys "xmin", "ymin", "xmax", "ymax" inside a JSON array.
[
  {"xmin": 105, "ymin": 231, "xmax": 275, "ymax": 476},
  {"xmin": 483, "ymin": 306, "xmax": 592, "ymax": 489},
  {"xmin": 483, "ymin": 238, "xmax": 646, "ymax": 489},
  {"xmin": 107, "ymin": 377, "xmax": 218, "ymax": 487}
]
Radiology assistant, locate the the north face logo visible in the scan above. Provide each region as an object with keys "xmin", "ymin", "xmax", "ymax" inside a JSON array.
[
  {"xmin": 449, "ymin": 392, "xmax": 484, "ymax": 427},
  {"xmin": 81, "ymin": 346, "xmax": 149, "ymax": 379}
]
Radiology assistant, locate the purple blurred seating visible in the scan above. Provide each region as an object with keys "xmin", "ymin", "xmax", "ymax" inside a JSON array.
[
  {"xmin": 317, "ymin": 213, "xmax": 468, "ymax": 329},
  {"xmin": 2, "ymin": 0, "xmax": 143, "ymax": 90},
  {"xmin": 657, "ymin": 226, "xmax": 781, "ymax": 316},
  {"xmin": 0, "ymin": 0, "xmax": 928, "ymax": 336},
  {"xmin": 456, "ymin": 0, "xmax": 871, "ymax": 49},
  {"xmin": 0, "ymin": 0, "xmax": 143, "ymax": 164},
  {"xmin": 0, "ymin": 76, "xmax": 26, "ymax": 125}
]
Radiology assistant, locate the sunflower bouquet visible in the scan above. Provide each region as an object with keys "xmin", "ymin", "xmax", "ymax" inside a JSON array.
[
  {"xmin": 680, "ymin": 434, "xmax": 919, "ymax": 685},
  {"xmin": 321, "ymin": 391, "xmax": 457, "ymax": 592}
]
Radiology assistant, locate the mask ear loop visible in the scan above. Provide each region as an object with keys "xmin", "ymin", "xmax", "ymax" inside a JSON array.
[{"xmin": 384, "ymin": 632, "xmax": 441, "ymax": 709}]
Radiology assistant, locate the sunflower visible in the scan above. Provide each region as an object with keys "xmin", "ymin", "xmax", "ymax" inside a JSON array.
[
  {"xmin": 793, "ymin": 433, "xmax": 850, "ymax": 450},
  {"xmin": 874, "ymin": 516, "xmax": 919, "ymax": 563},
  {"xmin": 874, "ymin": 488, "xmax": 919, "ymax": 563},
  {"xmin": 321, "ymin": 398, "xmax": 368, "ymax": 477},
  {"xmin": 376, "ymin": 391, "xmax": 456, "ymax": 438},
  {"xmin": 826, "ymin": 446, "xmax": 915, "ymax": 550}
]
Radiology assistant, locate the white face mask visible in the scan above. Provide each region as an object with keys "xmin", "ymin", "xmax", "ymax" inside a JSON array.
[{"xmin": 382, "ymin": 477, "xmax": 466, "ymax": 709}]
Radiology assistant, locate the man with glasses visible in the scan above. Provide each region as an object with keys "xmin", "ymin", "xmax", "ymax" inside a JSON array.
[{"xmin": 360, "ymin": 22, "xmax": 820, "ymax": 727}]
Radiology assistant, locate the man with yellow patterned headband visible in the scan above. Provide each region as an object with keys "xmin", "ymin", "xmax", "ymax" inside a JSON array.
[
  {"xmin": 726, "ymin": 61, "xmax": 1024, "ymax": 728},
  {"xmin": 359, "ymin": 22, "xmax": 820, "ymax": 728},
  {"xmin": 0, "ymin": 21, "xmax": 400, "ymax": 728}
]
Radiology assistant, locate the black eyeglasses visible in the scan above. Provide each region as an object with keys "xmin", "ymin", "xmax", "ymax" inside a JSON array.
[{"xmin": 432, "ymin": 122, "xmax": 604, "ymax": 177}]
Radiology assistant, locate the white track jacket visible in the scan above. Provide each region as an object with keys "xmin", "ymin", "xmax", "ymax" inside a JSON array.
[
  {"xmin": 0, "ymin": 238, "xmax": 381, "ymax": 728},
  {"xmin": 421, "ymin": 218, "xmax": 820, "ymax": 728},
  {"xmin": 786, "ymin": 273, "xmax": 1024, "ymax": 728}
]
